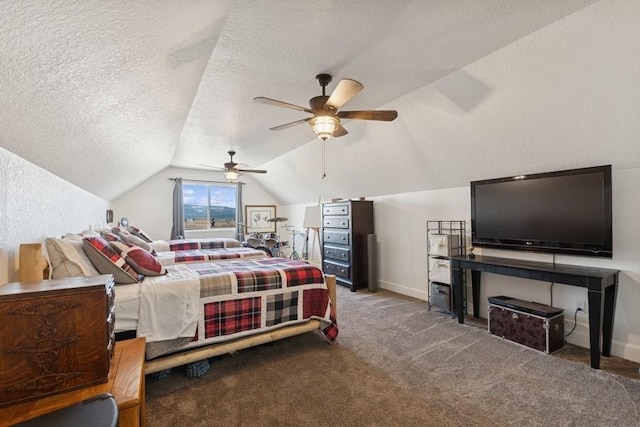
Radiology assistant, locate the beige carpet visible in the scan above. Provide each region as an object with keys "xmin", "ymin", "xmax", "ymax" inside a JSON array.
[{"xmin": 146, "ymin": 287, "xmax": 640, "ymax": 426}]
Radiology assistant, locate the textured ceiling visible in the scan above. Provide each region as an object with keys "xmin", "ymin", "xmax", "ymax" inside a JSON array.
[{"xmin": 0, "ymin": 0, "xmax": 613, "ymax": 201}]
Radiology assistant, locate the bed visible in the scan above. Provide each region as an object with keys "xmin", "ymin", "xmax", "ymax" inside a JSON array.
[
  {"xmin": 116, "ymin": 258, "xmax": 337, "ymax": 373},
  {"xmin": 110, "ymin": 224, "xmax": 244, "ymax": 252},
  {"xmin": 22, "ymin": 239, "xmax": 337, "ymax": 374}
]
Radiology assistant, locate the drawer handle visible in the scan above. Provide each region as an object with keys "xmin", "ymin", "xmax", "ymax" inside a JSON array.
[
  {"xmin": 340, "ymin": 269, "xmax": 346, "ymax": 274},
  {"xmin": 511, "ymin": 313, "xmax": 519, "ymax": 320},
  {"xmin": 341, "ymin": 222, "xmax": 346, "ymax": 226},
  {"xmin": 341, "ymin": 253, "xmax": 346, "ymax": 257},
  {"xmin": 341, "ymin": 237, "xmax": 346, "ymax": 241}
]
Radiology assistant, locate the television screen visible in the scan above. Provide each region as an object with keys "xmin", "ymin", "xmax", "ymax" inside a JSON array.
[{"xmin": 471, "ymin": 165, "xmax": 612, "ymax": 257}]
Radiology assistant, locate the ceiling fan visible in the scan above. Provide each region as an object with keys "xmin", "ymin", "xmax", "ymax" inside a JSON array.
[
  {"xmin": 254, "ymin": 74, "xmax": 398, "ymax": 141},
  {"xmin": 199, "ymin": 150, "xmax": 266, "ymax": 182}
]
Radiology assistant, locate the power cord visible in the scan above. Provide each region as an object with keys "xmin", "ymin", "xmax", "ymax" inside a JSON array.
[{"xmin": 565, "ymin": 307, "xmax": 582, "ymax": 338}]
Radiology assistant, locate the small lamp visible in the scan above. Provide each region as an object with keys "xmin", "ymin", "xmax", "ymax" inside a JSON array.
[{"xmin": 303, "ymin": 206, "xmax": 322, "ymax": 260}]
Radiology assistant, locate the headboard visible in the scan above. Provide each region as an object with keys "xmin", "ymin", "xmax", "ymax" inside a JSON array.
[{"xmin": 18, "ymin": 243, "xmax": 48, "ymax": 282}]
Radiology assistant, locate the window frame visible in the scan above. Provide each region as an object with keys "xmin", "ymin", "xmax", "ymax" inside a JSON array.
[{"xmin": 182, "ymin": 180, "xmax": 238, "ymax": 231}]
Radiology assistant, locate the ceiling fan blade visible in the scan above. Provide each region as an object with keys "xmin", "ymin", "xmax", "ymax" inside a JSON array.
[
  {"xmin": 333, "ymin": 123, "xmax": 349, "ymax": 138},
  {"xmin": 237, "ymin": 168, "xmax": 267, "ymax": 174},
  {"xmin": 337, "ymin": 110, "xmax": 398, "ymax": 121},
  {"xmin": 198, "ymin": 163, "xmax": 225, "ymax": 171},
  {"xmin": 270, "ymin": 118, "xmax": 310, "ymax": 131},
  {"xmin": 253, "ymin": 97, "xmax": 312, "ymax": 113},
  {"xmin": 325, "ymin": 79, "xmax": 363, "ymax": 110}
]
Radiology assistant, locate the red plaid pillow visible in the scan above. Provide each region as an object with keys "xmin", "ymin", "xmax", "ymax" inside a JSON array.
[
  {"xmin": 101, "ymin": 232, "xmax": 122, "ymax": 242},
  {"xmin": 111, "ymin": 241, "xmax": 167, "ymax": 276},
  {"xmin": 111, "ymin": 226, "xmax": 131, "ymax": 239},
  {"xmin": 112, "ymin": 226, "xmax": 154, "ymax": 253},
  {"xmin": 128, "ymin": 225, "xmax": 153, "ymax": 243},
  {"xmin": 82, "ymin": 236, "xmax": 140, "ymax": 284}
]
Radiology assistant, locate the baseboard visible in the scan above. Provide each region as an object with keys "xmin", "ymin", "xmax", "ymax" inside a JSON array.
[
  {"xmin": 565, "ymin": 319, "xmax": 640, "ymax": 364},
  {"xmin": 378, "ymin": 279, "xmax": 428, "ymax": 301}
]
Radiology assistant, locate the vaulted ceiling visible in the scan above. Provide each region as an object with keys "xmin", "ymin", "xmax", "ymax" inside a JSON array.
[{"xmin": 3, "ymin": 0, "xmax": 639, "ymax": 206}]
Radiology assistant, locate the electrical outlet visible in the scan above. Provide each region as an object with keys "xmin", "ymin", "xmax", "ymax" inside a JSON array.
[{"xmin": 575, "ymin": 299, "xmax": 588, "ymax": 312}]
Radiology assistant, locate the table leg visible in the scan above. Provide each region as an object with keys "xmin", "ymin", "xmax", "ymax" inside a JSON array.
[
  {"xmin": 452, "ymin": 265, "xmax": 465, "ymax": 323},
  {"xmin": 587, "ymin": 290, "xmax": 602, "ymax": 369},
  {"xmin": 601, "ymin": 282, "xmax": 618, "ymax": 357},
  {"xmin": 471, "ymin": 270, "xmax": 481, "ymax": 318}
]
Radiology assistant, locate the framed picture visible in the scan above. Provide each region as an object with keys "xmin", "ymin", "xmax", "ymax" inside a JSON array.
[{"xmin": 245, "ymin": 205, "xmax": 276, "ymax": 232}]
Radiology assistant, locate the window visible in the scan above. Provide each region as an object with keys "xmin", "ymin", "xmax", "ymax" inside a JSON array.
[{"xmin": 183, "ymin": 182, "xmax": 237, "ymax": 230}]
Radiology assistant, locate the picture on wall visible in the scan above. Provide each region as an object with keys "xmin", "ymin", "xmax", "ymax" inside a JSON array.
[{"xmin": 245, "ymin": 205, "xmax": 276, "ymax": 232}]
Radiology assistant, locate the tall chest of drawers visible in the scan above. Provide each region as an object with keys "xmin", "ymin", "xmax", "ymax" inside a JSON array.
[
  {"xmin": 0, "ymin": 274, "xmax": 115, "ymax": 407},
  {"xmin": 322, "ymin": 200, "xmax": 374, "ymax": 292}
]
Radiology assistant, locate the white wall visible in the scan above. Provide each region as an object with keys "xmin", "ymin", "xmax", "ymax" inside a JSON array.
[
  {"xmin": 0, "ymin": 148, "xmax": 110, "ymax": 284},
  {"xmin": 112, "ymin": 166, "xmax": 280, "ymax": 241}
]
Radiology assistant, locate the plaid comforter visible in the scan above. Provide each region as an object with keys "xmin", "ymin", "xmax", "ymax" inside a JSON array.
[
  {"xmin": 156, "ymin": 247, "xmax": 268, "ymax": 265},
  {"xmin": 168, "ymin": 237, "xmax": 242, "ymax": 251},
  {"xmin": 140, "ymin": 257, "xmax": 337, "ymax": 358}
]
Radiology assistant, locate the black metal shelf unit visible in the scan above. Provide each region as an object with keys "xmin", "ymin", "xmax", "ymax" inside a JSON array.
[{"xmin": 426, "ymin": 220, "xmax": 466, "ymax": 313}]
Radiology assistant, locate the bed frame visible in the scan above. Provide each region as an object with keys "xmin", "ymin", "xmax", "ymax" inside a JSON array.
[{"xmin": 18, "ymin": 243, "xmax": 337, "ymax": 375}]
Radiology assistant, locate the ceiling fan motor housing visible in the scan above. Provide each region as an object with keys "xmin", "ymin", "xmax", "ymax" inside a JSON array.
[{"xmin": 309, "ymin": 96, "xmax": 332, "ymax": 113}]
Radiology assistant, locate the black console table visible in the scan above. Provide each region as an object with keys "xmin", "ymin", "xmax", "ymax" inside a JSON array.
[{"xmin": 450, "ymin": 255, "xmax": 619, "ymax": 369}]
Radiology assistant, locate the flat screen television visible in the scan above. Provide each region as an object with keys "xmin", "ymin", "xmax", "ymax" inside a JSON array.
[{"xmin": 471, "ymin": 165, "xmax": 612, "ymax": 258}]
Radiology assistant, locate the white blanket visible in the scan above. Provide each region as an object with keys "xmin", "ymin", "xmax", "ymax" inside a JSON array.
[{"xmin": 136, "ymin": 264, "xmax": 200, "ymax": 343}]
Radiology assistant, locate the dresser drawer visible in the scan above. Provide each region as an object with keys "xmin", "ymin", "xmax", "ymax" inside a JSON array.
[
  {"xmin": 323, "ymin": 203, "xmax": 349, "ymax": 216},
  {"xmin": 428, "ymin": 257, "xmax": 451, "ymax": 284},
  {"xmin": 323, "ymin": 230, "xmax": 350, "ymax": 245},
  {"xmin": 323, "ymin": 260, "xmax": 350, "ymax": 280},
  {"xmin": 324, "ymin": 217, "xmax": 350, "ymax": 229},
  {"xmin": 324, "ymin": 244, "xmax": 350, "ymax": 262}
]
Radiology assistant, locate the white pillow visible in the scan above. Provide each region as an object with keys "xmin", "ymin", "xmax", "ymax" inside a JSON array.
[{"xmin": 45, "ymin": 237, "xmax": 100, "ymax": 278}]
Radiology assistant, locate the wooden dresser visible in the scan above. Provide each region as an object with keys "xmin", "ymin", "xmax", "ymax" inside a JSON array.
[
  {"xmin": 0, "ymin": 275, "xmax": 115, "ymax": 407},
  {"xmin": 321, "ymin": 200, "xmax": 374, "ymax": 291}
]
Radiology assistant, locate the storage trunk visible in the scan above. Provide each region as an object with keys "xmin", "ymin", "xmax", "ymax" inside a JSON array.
[{"xmin": 488, "ymin": 296, "xmax": 564, "ymax": 354}]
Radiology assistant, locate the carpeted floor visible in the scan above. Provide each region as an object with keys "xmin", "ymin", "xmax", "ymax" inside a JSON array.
[{"xmin": 146, "ymin": 287, "xmax": 640, "ymax": 426}]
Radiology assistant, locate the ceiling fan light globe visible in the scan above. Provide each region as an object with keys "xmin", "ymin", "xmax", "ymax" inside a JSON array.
[
  {"xmin": 310, "ymin": 115, "xmax": 338, "ymax": 141},
  {"xmin": 225, "ymin": 171, "xmax": 240, "ymax": 182}
]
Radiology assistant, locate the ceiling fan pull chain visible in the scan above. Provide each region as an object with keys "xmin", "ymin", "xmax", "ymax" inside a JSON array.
[{"xmin": 322, "ymin": 141, "xmax": 326, "ymax": 179}]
